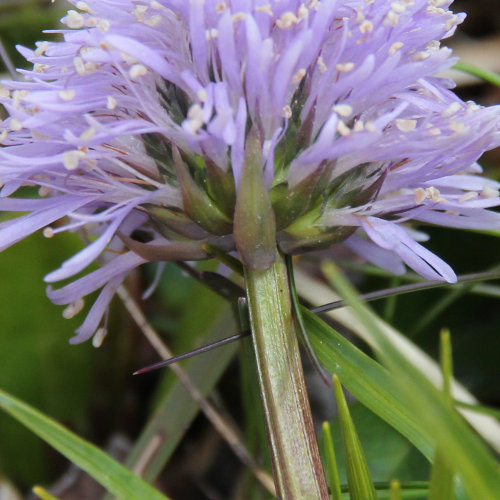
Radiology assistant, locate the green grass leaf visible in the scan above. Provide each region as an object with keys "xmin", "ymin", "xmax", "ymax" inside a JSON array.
[
  {"xmin": 303, "ymin": 308, "xmax": 433, "ymax": 460},
  {"xmin": 453, "ymin": 61, "xmax": 500, "ymax": 88},
  {"xmin": 0, "ymin": 389, "xmax": 169, "ymax": 500},
  {"xmin": 323, "ymin": 263, "xmax": 500, "ymax": 500},
  {"xmin": 428, "ymin": 451, "xmax": 454, "ymax": 500},
  {"xmin": 322, "ymin": 421, "xmax": 343, "ymax": 500},
  {"xmin": 333, "ymin": 375, "xmax": 377, "ymax": 500}
]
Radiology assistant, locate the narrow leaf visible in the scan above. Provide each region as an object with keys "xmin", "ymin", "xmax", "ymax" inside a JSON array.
[
  {"xmin": 303, "ymin": 309, "xmax": 434, "ymax": 460},
  {"xmin": 322, "ymin": 421, "xmax": 343, "ymax": 500},
  {"xmin": 428, "ymin": 330, "xmax": 455, "ymax": 500},
  {"xmin": 428, "ymin": 450, "xmax": 455, "ymax": 500},
  {"xmin": 323, "ymin": 263, "xmax": 500, "ymax": 500},
  {"xmin": 333, "ymin": 375, "xmax": 377, "ymax": 500},
  {"xmin": 453, "ymin": 61, "xmax": 500, "ymax": 88},
  {"xmin": 0, "ymin": 389, "xmax": 168, "ymax": 500},
  {"xmin": 440, "ymin": 329, "xmax": 453, "ymax": 403}
]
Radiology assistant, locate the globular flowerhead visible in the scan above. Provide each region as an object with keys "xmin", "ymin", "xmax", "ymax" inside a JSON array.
[{"xmin": 1, "ymin": 0, "xmax": 500, "ymax": 343}]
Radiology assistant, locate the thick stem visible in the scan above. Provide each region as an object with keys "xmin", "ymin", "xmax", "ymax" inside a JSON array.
[{"xmin": 244, "ymin": 251, "xmax": 329, "ymax": 499}]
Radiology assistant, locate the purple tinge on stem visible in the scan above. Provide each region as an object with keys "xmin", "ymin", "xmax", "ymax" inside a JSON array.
[{"xmin": 0, "ymin": 0, "xmax": 499, "ymax": 343}]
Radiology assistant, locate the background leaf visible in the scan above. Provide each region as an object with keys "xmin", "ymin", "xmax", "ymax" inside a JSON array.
[
  {"xmin": 0, "ymin": 232, "xmax": 94, "ymax": 486},
  {"xmin": 0, "ymin": 388, "xmax": 169, "ymax": 500}
]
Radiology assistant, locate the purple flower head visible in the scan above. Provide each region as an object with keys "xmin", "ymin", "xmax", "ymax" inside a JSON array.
[{"xmin": 1, "ymin": 0, "xmax": 500, "ymax": 343}]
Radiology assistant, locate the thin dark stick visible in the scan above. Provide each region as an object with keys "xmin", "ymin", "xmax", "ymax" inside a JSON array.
[
  {"xmin": 311, "ymin": 269, "xmax": 500, "ymax": 314},
  {"xmin": 134, "ymin": 268, "xmax": 500, "ymax": 374},
  {"xmin": 134, "ymin": 331, "xmax": 250, "ymax": 374}
]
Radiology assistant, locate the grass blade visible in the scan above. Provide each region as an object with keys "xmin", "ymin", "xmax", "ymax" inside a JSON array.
[
  {"xmin": 453, "ymin": 61, "xmax": 500, "ymax": 87},
  {"xmin": 322, "ymin": 421, "xmax": 343, "ymax": 500},
  {"xmin": 296, "ymin": 267, "xmax": 500, "ymax": 454},
  {"xmin": 323, "ymin": 263, "xmax": 500, "ymax": 500},
  {"xmin": 333, "ymin": 375, "xmax": 377, "ymax": 500},
  {"xmin": 303, "ymin": 308, "xmax": 433, "ymax": 459},
  {"xmin": 428, "ymin": 330, "xmax": 455, "ymax": 500},
  {"xmin": 0, "ymin": 389, "xmax": 168, "ymax": 500}
]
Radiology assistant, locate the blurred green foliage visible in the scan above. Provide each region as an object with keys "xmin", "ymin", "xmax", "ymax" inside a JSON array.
[
  {"xmin": 0, "ymin": 1, "xmax": 67, "ymax": 71},
  {"xmin": 0, "ymin": 231, "xmax": 95, "ymax": 486}
]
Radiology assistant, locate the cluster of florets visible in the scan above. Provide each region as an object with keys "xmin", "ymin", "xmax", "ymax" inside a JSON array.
[{"xmin": 0, "ymin": 0, "xmax": 499, "ymax": 343}]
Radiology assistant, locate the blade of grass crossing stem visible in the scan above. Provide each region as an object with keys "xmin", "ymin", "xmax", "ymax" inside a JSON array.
[
  {"xmin": 333, "ymin": 375, "xmax": 377, "ymax": 500},
  {"xmin": 322, "ymin": 421, "xmax": 343, "ymax": 500},
  {"xmin": 428, "ymin": 329, "xmax": 455, "ymax": 500},
  {"xmin": 0, "ymin": 389, "xmax": 168, "ymax": 500},
  {"xmin": 323, "ymin": 262, "xmax": 500, "ymax": 500}
]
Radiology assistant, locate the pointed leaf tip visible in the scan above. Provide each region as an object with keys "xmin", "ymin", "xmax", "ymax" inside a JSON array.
[{"xmin": 333, "ymin": 375, "xmax": 377, "ymax": 500}]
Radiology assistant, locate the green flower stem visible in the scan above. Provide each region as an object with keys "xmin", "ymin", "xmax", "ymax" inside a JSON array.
[{"xmin": 244, "ymin": 251, "xmax": 329, "ymax": 499}]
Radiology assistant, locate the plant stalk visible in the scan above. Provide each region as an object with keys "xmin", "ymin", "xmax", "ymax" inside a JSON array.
[{"xmin": 244, "ymin": 251, "xmax": 329, "ymax": 499}]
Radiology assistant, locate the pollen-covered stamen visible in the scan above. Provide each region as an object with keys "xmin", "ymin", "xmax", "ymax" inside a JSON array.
[
  {"xmin": 106, "ymin": 96, "xmax": 117, "ymax": 110},
  {"xmin": 185, "ymin": 103, "xmax": 205, "ymax": 133},
  {"xmin": 43, "ymin": 227, "xmax": 55, "ymax": 238},
  {"xmin": 337, "ymin": 120, "xmax": 351, "ymax": 136},
  {"xmin": 63, "ymin": 150, "xmax": 87, "ymax": 170},
  {"xmin": 38, "ymin": 186, "xmax": 51, "ymax": 197},
  {"xmin": 76, "ymin": 2, "xmax": 93, "ymax": 13},
  {"xmin": 215, "ymin": 2, "xmax": 227, "ymax": 14},
  {"xmin": 92, "ymin": 327, "xmax": 108, "ymax": 347},
  {"xmin": 9, "ymin": 118, "xmax": 22, "ymax": 131},
  {"xmin": 336, "ymin": 62, "xmax": 355, "ymax": 73},
  {"xmin": 276, "ymin": 11, "xmax": 300, "ymax": 29},
  {"xmin": 359, "ymin": 20, "xmax": 373, "ymax": 34},
  {"xmin": 255, "ymin": 4, "xmax": 273, "ymax": 16},
  {"xmin": 59, "ymin": 89, "xmax": 76, "ymax": 101},
  {"xmin": 396, "ymin": 119, "xmax": 417, "ymax": 132},
  {"xmin": 129, "ymin": 64, "xmax": 148, "ymax": 79},
  {"xmin": 63, "ymin": 298, "xmax": 85, "ymax": 319},
  {"xmin": 333, "ymin": 104, "xmax": 353, "ymax": 117},
  {"xmin": 292, "ymin": 68, "xmax": 307, "ymax": 84},
  {"xmin": 413, "ymin": 187, "xmax": 446, "ymax": 204},
  {"xmin": 388, "ymin": 41, "xmax": 404, "ymax": 55},
  {"xmin": 64, "ymin": 10, "xmax": 85, "ymax": 29},
  {"xmin": 481, "ymin": 186, "xmax": 500, "ymax": 199},
  {"xmin": 80, "ymin": 127, "xmax": 96, "ymax": 142},
  {"xmin": 282, "ymin": 105, "xmax": 292, "ymax": 119},
  {"xmin": 458, "ymin": 191, "xmax": 478, "ymax": 203}
]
